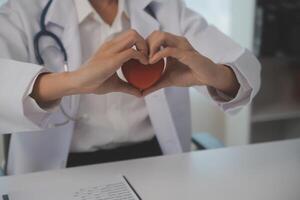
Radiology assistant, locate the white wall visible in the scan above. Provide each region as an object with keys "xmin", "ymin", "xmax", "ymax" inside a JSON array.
[
  {"xmin": 224, "ymin": 0, "xmax": 256, "ymax": 146},
  {"xmin": 190, "ymin": 88, "xmax": 226, "ymax": 140}
]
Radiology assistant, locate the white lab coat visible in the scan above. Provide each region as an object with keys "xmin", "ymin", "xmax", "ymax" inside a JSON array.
[{"xmin": 0, "ymin": 0, "xmax": 260, "ymax": 175}]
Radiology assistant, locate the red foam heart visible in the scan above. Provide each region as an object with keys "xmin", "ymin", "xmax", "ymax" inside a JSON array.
[{"xmin": 122, "ymin": 59, "xmax": 165, "ymax": 90}]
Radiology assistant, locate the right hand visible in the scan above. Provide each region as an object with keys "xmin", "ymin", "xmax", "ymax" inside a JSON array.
[
  {"xmin": 72, "ymin": 29, "xmax": 149, "ymax": 97},
  {"xmin": 31, "ymin": 30, "xmax": 148, "ymax": 108}
]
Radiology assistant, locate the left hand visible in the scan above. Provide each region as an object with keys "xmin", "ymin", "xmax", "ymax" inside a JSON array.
[{"xmin": 143, "ymin": 31, "xmax": 240, "ymax": 97}]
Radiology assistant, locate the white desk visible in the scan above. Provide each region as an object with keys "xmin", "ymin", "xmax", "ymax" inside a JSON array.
[{"xmin": 1, "ymin": 139, "xmax": 300, "ymax": 200}]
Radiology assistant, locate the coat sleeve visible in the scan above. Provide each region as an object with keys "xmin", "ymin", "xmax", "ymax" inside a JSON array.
[
  {"xmin": 176, "ymin": 0, "xmax": 261, "ymax": 113},
  {"xmin": 0, "ymin": 3, "xmax": 53, "ymax": 133}
]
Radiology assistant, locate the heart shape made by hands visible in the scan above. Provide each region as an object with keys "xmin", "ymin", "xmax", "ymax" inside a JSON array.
[{"xmin": 121, "ymin": 58, "xmax": 166, "ymax": 90}]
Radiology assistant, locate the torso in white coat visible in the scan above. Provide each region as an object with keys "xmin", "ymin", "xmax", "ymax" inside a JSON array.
[{"xmin": 0, "ymin": 0, "xmax": 261, "ymax": 175}]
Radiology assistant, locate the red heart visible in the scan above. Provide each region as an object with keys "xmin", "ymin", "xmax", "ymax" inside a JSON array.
[{"xmin": 122, "ymin": 59, "xmax": 165, "ymax": 90}]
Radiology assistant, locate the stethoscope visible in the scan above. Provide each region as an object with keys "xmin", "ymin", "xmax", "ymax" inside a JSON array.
[{"xmin": 34, "ymin": 0, "xmax": 81, "ymax": 127}]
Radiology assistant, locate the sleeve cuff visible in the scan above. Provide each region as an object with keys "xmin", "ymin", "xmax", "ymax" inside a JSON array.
[
  {"xmin": 206, "ymin": 63, "xmax": 253, "ymax": 111},
  {"xmin": 23, "ymin": 69, "xmax": 60, "ymax": 124}
]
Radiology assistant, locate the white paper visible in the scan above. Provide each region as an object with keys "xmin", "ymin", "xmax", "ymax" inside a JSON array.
[{"xmin": 8, "ymin": 175, "xmax": 140, "ymax": 200}]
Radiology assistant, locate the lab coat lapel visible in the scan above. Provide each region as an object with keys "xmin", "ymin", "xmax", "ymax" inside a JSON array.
[
  {"xmin": 129, "ymin": 1, "xmax": 183, "ymax": 154},
  {"xmin": 45, "ymin": 0, "xmax": 82, "ymax": 72},
  {"xmin": 44, "ymin": 0, "xmax": 72, "ymax": 28},
  {"xmin": 128, "ymin": 0, "xmax": 158, "ymax": 37},
  {"xmin": 45, "ymin": 0, "xmax": 82, "ymax": 116}
]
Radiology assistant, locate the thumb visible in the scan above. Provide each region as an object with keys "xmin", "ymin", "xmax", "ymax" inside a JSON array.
[
  {"xmin": 114, "ymin": 79, "xmax": 143, "ymax": 97},
  {"xmin": 142, "ymin": 75, "xmax": 172, "ymax": 96}
]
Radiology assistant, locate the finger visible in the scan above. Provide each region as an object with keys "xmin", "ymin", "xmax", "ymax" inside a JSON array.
[
  {"xmin": 149, "ymin": 47, "xmax": 182, "ymax": 64},
  {"xmin": 115, "ymin": 79, "xmax": 143, "ymax": 97},
  {"xmin": 142, "ymin": 81, "xmax": 170, "ymax": 96},
  {"xmin": 117, "ymin": 48, "xmax": 148, "ymax": 65},
  {"xmin": 109, "ymin": 29, "xmax": 148, "ymax": 56},
  {"xmin": 147, "ymin": 31, "xmax": 179, "ymax": 58},
  {"xmin": 142, "ymin": 74, "xmax": 172, "ymax": 96}
]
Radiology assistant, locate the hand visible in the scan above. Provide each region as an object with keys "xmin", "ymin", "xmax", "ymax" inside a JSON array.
[
  {"xmin": 143, "ymin": 31, "xmax": 240, "ymax": 97},
  {"xmin": 72, "ymin": 29, "xmax": 148, "ymax": 96},
  {"xmin": 31, "ymin": 30, "xmax": 148, "ymax": 107}
]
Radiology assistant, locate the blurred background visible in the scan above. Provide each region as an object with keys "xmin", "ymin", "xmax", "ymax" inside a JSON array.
[
  {"xmin": 1, "ymin": 0, "xmax": 300, "ymax": 164},
  {"xmin": 187, "ymin": 0, "xmax": 300, "ymax": 148}
]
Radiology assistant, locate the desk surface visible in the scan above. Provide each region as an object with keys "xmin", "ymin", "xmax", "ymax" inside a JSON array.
[{"xmin": 1, "ymin": 139, "xmax": 300, "ymax": 200}]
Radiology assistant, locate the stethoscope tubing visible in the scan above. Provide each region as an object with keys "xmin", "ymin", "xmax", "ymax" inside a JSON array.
[{"xmin": 34, "ymin": 30, "xmax": 68, "ymax": 65}]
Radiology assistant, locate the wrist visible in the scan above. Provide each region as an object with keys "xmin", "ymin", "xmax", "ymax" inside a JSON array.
[
  {"xmin": 60, "ymin": 71, "xmax": 82, "ymax": 95},
  {"xmin": 64, "ymin": 70, "xmax": 82, "ymax": 95},
  {"xmin": 67, "ymin": 68, "xmax": 95, "ymax": 94},
  {"xmin": 192, "ymin": 56, "xmax": 219, "ymax": 87},
  {"xmin": 30, "ymin": 72, "xmax": 76, "ymax": 107},
  {"xmin": 211, "ymin": 64, "xmax": 240, "ymax": 97}
]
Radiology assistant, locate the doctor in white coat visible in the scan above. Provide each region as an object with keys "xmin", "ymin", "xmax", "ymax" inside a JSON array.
[{"xmin": 0, "ymin": 0, "xmax": 260, "ymax": 175}]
